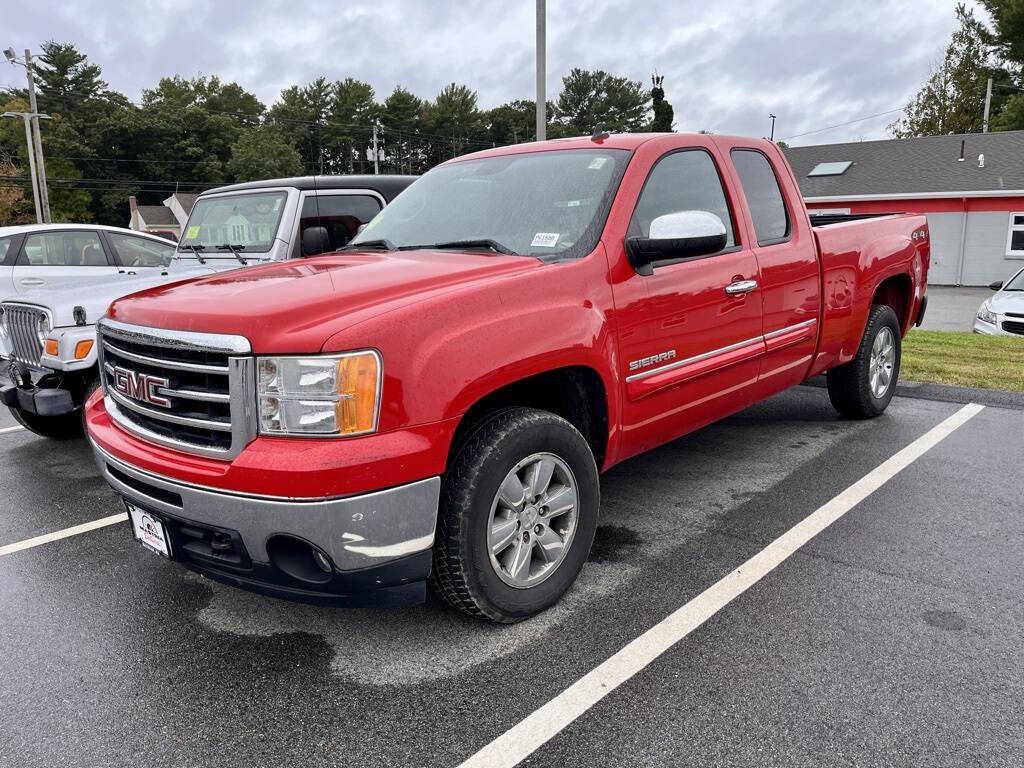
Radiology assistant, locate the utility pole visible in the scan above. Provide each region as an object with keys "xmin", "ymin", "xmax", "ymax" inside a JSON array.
[
  {"xmin": 536, "ymin": 0, "xmax": 546, "ymax": 141},
  {"xmin": 372, "ymin": 120, "xmax": 380, "ymax": 175},
  {"xmin": 983, "ymin": 77, "xmax": 993, "ymax": 133},
  {"xmin": 5, "ymin": 48, "xmax": 51, "ymax": 222},
  {"xmin": 2, "ymin": 111, "xmax": 47, "ymax": 223},
  {"xmin": 23, "ymin": 49, "xmax": 50, "ymax": 222},
  {"xmin": 769, "ymin": 113, "xmax": 777, "ymax": 141}
]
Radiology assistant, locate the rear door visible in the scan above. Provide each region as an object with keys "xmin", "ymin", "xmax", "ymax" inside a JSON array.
[
  {"xmin": 726, "ymin": 145, "xmax": 820, "ymax": 395},
  {"xmin": 13, "ymin": 229, "xmax": 120, "ymax": 293},
  {"xmin": 612, "ymin": 142, "xmax": 764, "ymax": 456}
]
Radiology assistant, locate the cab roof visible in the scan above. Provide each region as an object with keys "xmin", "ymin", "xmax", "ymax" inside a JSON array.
[
  {"xmin": 450, "ymin": 132, "xmax": 776, "ymax": 162},
  {"xmin": 200, "ymin": 174, "xmax": 418, "ymax": 202}
]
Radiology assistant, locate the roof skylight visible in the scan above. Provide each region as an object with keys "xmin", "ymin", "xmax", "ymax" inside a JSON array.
[{"xmin": 808, "ymin": 161, "xmax": 853, "ymax": 177}]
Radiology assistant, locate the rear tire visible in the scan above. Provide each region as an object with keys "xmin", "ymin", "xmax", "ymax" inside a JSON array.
[
  {"xmin": 826, "ymin": 304, "xmax": 901, "ymax": 419},
  {"xmin": 430, "ymin": 407, "xmax": 600, "ymax": 623}
]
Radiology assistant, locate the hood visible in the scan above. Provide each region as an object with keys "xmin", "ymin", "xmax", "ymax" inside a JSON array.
[
  {"xmin": 3, "ymin": 265, "xmax": 217, "ymax": 327},
  {"xmin": 985, "ymin": 290, "xmax": 1024, "ymax": 315},
  {"xmin": 108, "ymin": 250, "xmax": 539, "ymax": 353}
]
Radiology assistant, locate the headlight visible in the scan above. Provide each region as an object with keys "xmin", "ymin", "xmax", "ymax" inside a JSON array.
[
  {"xmin": 36, "ymin": 313, "xmax": 49, "ymax": 346},
  {"xmin": 0, "ymin": 308, "xmax": 7, "ymax": 340},
  {"xmin": 257, "ymin": 351, "xmax": 381, "ymax": 436},
  {"xmin": 977, "ymin": 306, "xmax": 997, "ymax": 324}
]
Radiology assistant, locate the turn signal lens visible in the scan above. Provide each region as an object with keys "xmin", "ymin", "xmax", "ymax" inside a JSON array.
[
  {"xmin": 44, "ymin": 338, "xmax": 59, "ymax": 356},
  {"xmin": 335, "ymin": 352, "xmax": 380, "ymax": 434},
  {"xmin": 74, "ymin": 339, "xmax": 94, "ymax": 360}
]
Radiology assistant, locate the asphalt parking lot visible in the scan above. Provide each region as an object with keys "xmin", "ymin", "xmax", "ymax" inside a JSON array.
[{"xmin": 1, "ymin": 385, "xmax": 1021, "ymax": 768}]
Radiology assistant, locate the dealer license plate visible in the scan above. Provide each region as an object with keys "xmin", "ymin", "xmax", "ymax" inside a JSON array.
[{"xmin": 126, "ymin": 502, "xmax": 171, "ymax": 558}]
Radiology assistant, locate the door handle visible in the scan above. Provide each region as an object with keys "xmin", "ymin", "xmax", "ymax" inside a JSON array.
[
  {"xmin": 725, "ymin": 279, "xmax": 757, "ymax": 295},
  {"xmin": 20, "ymin": 278, "xmax": 44, "ymax": 286}
]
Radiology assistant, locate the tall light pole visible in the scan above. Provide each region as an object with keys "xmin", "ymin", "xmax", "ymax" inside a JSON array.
[
  {"xmin": 536, "ymin": 0, "xmax": 546, "ymax": 142},
  {"xmin": 2, "ymin": 111, "xmax": 50, "ymax": 223},
  {"xmin": 5, "ymin": 47, "xmax": 51, "ymax": 223},
  {"xmin": 769, "ymin": 113, "xmax": 777, "ymax": 141}
]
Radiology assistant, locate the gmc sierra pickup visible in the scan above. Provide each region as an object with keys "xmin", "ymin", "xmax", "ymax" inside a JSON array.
[{"xmin": 85, "ymin": 133, "xmax": 929, "ymax": 622}]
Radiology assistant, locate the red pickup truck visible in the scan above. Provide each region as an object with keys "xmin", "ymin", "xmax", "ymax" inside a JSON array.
[{"xmin": 85, "ymin": 133, "xmax": 929, "ymax": 622}]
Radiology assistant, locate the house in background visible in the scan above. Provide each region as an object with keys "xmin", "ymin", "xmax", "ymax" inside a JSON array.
[
  {"xmin": 783, "ymin": 131, "xmax": 1024, "ymax": 285},
  {"xmin": 127, "ymin": 192, "xmax": 197, "ymax": 241}
]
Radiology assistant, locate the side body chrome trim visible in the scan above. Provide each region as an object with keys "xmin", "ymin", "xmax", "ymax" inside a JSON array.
[
  {"xmin": 763, "ymin": 317, "xmax": 817, "ymax": 340},
  {"xmin": 625, "ymin": 318, "xmax": 818, "ymax": 383}
]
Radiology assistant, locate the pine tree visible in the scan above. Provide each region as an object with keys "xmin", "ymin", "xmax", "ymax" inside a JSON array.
[{"xmin": 890, "ymin": 4, "xmax": 1010, "ymax": 137}]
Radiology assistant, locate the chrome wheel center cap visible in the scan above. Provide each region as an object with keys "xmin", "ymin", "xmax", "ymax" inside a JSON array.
[{"xmin": 521, "ymin": 505, "xmax": 539, "ymax": 528}]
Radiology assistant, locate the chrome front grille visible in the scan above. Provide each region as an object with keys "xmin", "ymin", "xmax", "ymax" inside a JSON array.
[
  {"xmin": 1, "ymin": 303, "xmax": 50, "ymax": 368},
  {"xmin": 97, "ymin": 318, "xmax": 255, "ymax": 459}
]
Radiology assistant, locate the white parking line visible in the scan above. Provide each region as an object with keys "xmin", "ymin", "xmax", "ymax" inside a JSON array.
[
  {"xmin": 457, "ymin": 402, "xmax": 985, "ymax": 768},
  {"xmin": 0, "ymin": 513, "xmax": 127, "ymax": 558},
  {"xmin": 0, "ymin": 425, "xmax": 25, "ymax": 434}
]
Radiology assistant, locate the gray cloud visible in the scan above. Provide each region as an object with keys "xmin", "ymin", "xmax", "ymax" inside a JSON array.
[{"xmin": 2, "ymin": 0, "xmax": 972, "ymax": 146}]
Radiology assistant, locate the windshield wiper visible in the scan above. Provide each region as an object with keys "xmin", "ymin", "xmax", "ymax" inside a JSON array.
[
  {"xmin": 404, "ymin": 238, "xmax": 517, "ymax": 255},
  {"xmin": 216, "ymin": 243, "xmax": 248, "ymax": 265},
  {"xmin": 342, "ymin": 238, "xmax": 395, "ymax": 251},
  {"xmin": 178, "ymin": 244, "xmax": 207, "ymax": 264}
]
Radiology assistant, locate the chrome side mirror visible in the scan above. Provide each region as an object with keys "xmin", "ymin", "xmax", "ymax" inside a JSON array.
[{"xmin": 625, "ymin": 211, "xmax": 728, "ymax": 276}]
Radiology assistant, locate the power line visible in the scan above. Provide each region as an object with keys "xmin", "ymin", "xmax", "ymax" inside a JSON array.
[{"xmin": 780, "ymin": 108, "xmax": 905, "ymax": 141}]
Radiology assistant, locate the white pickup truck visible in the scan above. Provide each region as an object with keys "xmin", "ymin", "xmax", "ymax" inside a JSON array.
[{"xmin": 0, "ymin": 175, "xmax": 414, "ymax": 438}]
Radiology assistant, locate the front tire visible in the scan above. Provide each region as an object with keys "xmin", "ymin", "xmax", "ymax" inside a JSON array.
[
  {"xmin": 826, "ymin": 304, "xmax": 902, "ymax": 419},
  {"xmin": 431, "ymin": 408, "xmax": 600, "ymax": 622},
  {"xmin": 9, "ymin": 407, "xmax": 83, "ymax": 439}
]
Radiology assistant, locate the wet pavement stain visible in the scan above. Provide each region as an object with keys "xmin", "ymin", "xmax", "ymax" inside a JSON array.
[
  {"xmin": 924, "ymin": 609, "xmax": 967, "ymax": 631},
  {"xmin": 589, "ymin": 525, "xmax": 641, "ymax": 563}
]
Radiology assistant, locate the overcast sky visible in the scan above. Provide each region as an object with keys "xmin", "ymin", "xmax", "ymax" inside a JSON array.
[{"xmin": 2, "ymin": 0, "xmax": 975, "ymax": 146}]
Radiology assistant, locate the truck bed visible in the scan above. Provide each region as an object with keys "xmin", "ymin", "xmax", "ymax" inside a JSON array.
[{"xmin": 808, "ymin": 212, "xmax": 930, "ymax": 377}]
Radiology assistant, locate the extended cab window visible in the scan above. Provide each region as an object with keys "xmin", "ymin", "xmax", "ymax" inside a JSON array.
[
  {"xmin": 106, "ymin": 232, "xmax": 175, "ymax": 267},
  {"xmin": 300, "ymin": 194, "xmax": 382, "ymax": 251},
  {"xmin": 21, "ymin": 230, "xmax": 107, "ymax": 266},
  {"xmin": 731, "ymin": 149, "xmax": 790, "ymax": 245},
  {"xmin": 629, "ymin": 150, "xmax": 736, "ymax": 250}
]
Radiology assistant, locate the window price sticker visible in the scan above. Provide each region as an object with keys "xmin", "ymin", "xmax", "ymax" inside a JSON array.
[{"xmin": 531, "ymin": 232, "xmax": 559, "ymax": 248}]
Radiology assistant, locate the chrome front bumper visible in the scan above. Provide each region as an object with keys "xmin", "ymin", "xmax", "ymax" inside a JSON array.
[{"xmin": 89, "ymin": 439, "xmax": 440, "ymax": 572}]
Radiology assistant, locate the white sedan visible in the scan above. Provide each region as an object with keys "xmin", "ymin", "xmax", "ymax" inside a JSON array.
[
  {"xmin": 0, "ymin": 223, "xmax": 177, "ymax": 296},
  {"xmin": 974, "ymin": 266, "xmax": 1024, "ymax": 336}
]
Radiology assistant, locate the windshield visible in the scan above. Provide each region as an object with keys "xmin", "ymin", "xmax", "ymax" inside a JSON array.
[
  {"xmin": 349, "ymin": 148, "xmax": 631, "ymax": 259},
  {"xmin": 178, "ymin": 191, "xmax": 288, "ymax": 255},
  {"xmin": 1004, "ymin": 269, "xmax": 1024, "ymax": 291}
]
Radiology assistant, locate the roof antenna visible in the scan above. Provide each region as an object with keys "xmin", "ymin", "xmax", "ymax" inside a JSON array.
[{"xmin": 591, "ymin": 123, "xmax": 609, "ymax": 141}]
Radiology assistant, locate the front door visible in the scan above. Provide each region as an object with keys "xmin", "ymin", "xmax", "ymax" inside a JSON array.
[
  {"xmin": 613, "ymin": 146, "xmax": 764, "ymax": 458},
  {"xmin": 102, "ymin": 231, "xmax": 177, "ymax": 280}
]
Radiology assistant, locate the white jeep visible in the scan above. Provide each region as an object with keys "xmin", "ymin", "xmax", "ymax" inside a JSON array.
[{"xmin": 0, "ymin": 175, "xmax": 413, "ymax": 437}]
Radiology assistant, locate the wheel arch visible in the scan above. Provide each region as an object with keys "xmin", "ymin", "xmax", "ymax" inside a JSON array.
[{"xmin": 446, "ymin": 365, "xmax": 611, "ymax": 473}]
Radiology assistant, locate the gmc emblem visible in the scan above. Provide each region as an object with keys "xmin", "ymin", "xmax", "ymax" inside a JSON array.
[{"xmin": 112, "ymin": 366, "xmax": 171, "ymax": 408}]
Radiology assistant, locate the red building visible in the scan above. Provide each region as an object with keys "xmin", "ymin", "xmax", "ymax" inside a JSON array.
[{"xmin": 784, "ymin": 131, "xmax": 1024, "ymax": 286}]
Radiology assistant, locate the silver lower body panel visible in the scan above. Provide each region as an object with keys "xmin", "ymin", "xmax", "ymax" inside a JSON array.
[{"xmin": 89, "ymin": 439, "xmax": 440, "ymax": 571}]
